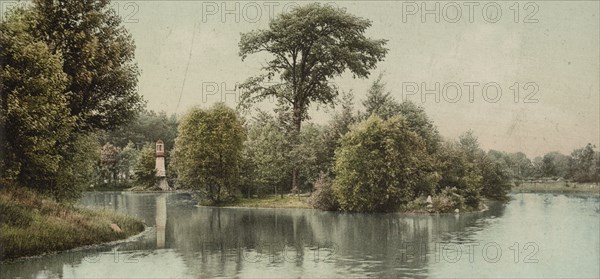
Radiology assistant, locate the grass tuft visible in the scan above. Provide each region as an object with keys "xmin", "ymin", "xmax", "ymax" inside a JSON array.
[
  {"xmin": 218, "ymin": 195, "xmax": 312, "ymax": 209},
  {"xmin": 0, "ymin": 187, "xmax": 144, "ymax": 260}
]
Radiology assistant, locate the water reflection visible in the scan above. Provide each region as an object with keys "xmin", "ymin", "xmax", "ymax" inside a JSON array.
[
  {"xmin": 156, "ymin": 194, "xmax": 166, "ymax": 249},
  {"xmin": 1, "ymin": 192, "xmax": 598, "ymax": 278}
]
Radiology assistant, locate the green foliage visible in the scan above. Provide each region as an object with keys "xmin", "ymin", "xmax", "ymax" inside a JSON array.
[
  {"xmin": 479, "ymin": 156, "xmax": 512, "ymax": 200},
  {"xmin": 529, "ymin": 151, "xmax": 570, "ymax": 179},
  {"xmin": 458, "ymin": 130, "xmax": 480, "ymax": 159},
  {"xmin": 117, "ymin": 142, "xmax": 140, "ymax": 182},
  {"xmin": 102, "ymin": 110, "xmax": 178, "ymax": 150},
  {"xmin": 362, "ymin": 76, "xmax": 440, "ymax": 153},
  {"xmin": 239, "ymin": 3, "xmax": 388, "ymax": 191},
  {"xmin": 51, "ymin": 133, "xmax": 100, "ymax": 201},
  {"xmin": 362, "ymin": 74, "xmax": 400, "ymax": 120},
  {"xmin": 436, "ymin": 141, "xmax": 482, "ymax": 207},
  {"xmin": 172, "ymin": 103, "xmax": 246, "ymax": 203},
  {"xmin": 0, "ymin": 186, "xmax": 144, "ymax": 259},
  {"xmin": 31, "ymin": 0, "xmax": 144, "ymax": 131},
  {"xmin": 431, "ymin": 188, "xmax": 467, "ymax": 213},
  {"xmin": 95, "ymin": 141, "xmax": 140, "ymax": 188},
  {"xmin": 0, "ymin": 9, "xmax": 73, "ymax": 191},
  {"xmin": 333, "ymin": 115, "xmax": 431, "ymax": 212},
  {"xmin": 570, "ymin": 143, "xmax": 598, "ymax": 182},
  {"xmin": 293, "ymin": 123, "xmax": 327, "ymax": 191},
  {"xmin": 1, "ymin": 0, "xmax": 146, "ymax": 201},
  {"xmin": 319, "ymin": 91, "xmax": 358, "ymax": 177},
  {"xmin": 98, "ymin": 143, "xmax": 121, "ymax": 185},
  {"xmin": 132, "ymin": 144, "xmax": 156, "ymax": 188},
  {"xmin": 438, "ymin": 132, "xmax": 513, "ymax": 204},
  {"xmin": 505, "ymin": 152, "xmax": 535, "ymax": 179},
  {"xmin": 308, "ymin": 174, "xmax": 338, "ymax": 211},
  {"xmin": 397, "ymin": 101, "xmax": 441, "ymax": 154},
  {"xmin": 240, "ymin": 111, "xmax": 290, "ymax": 197},
  {"xmin": 241, "ymin": 111, "xmax": 338, "ymax": 196},
  {"xmin": 238, "ymin": 3, "xmax": 388, "ymax": 116},
  {"xmin": 99, "ymin": 111, "xmax": 178, "ymax": 188}
]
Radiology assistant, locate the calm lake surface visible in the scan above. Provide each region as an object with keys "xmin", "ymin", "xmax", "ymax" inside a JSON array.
[{"xmin": 2, "ymin": 192, "xmax": 599, "ymax": 278}]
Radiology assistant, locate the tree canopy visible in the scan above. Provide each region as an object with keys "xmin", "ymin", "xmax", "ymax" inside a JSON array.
[
  {"xmin": 0, "ymin": 9, "xmax": 73, "ymax": 191},
  {"xmin": 238, "ymin": 3, "xmax": 388, "ymax": 192},
  {"xmin": 333, "ymin": 115, "xmax": 432, "ymax": 212},
  {"xmin": 172, "ymin": 103, "xmax": 246, "ymax": 203},
  {"xmin": 31, "ymin": 0, "xmax": 143, "ymax": 131}
]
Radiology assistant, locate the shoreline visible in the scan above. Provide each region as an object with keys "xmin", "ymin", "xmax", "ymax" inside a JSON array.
[
  {"xmin": 89, "ymin": 190, "xmax": 504, "ymax": 213},
  {"xmin": 1, "ymin": 224, "xmax": 151, "ymax": 263},
  {"xmin": 0, "ymin": 187, "xmax": 146, "ymax": 261},
  {"xmin": 511, "ymin": 182, "xmax": 600, "ymax": 196}
]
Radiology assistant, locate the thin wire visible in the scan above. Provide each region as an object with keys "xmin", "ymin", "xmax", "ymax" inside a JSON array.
[{"xmin": 175, "ymin": 20, "xmax": 198, "ymax": 113}]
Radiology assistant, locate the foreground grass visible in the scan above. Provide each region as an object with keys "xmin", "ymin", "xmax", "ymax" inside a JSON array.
[
  {"xmin": 512, "ymin": 182, "xmax": 600, "ymax": 194},
  {"xmin": 0, "ymin": 187, "xmax": 144, "ymax": 260},
  {"xmin": 220, "ymin": 195, "xmax": 312, "ymax": 209}
]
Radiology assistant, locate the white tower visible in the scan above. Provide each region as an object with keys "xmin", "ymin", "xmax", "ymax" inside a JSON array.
[{"xmin": 155, "ymin": 139, "xmax": 170, "ymax": 190}]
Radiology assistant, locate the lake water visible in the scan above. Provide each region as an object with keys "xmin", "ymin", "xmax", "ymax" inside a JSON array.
[{"xmin": 1, "ymin": 192, "xmax": 599, "ymax": 278}]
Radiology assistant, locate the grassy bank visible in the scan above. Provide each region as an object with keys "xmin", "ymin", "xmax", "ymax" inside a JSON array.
[
  {"xmin": 216, "ymin": 194, "xmax": 486, "ymax": 213},
  {"xmin": 219, "ymin": 195, "xmax": 312, "ymax": 209},
  {"xmin": 0, "ymin": 187, "xmax": 145, "ymax": 260},
  {"xmin": 512, "ymin": 182, "xmax": 600, "ymax": 195}
]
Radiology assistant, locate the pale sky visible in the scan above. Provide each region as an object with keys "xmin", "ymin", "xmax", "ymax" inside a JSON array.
[{"xmin": 115, "ymin": 0, "xmax": 599, "ymax": 158}]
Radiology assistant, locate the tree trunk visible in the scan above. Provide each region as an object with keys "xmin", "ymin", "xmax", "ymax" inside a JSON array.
[{"xmin": 291, "ymin": 106, "xmax": 302, "ymax": 195}]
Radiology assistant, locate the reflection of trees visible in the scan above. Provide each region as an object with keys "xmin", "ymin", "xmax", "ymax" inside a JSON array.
[
  {"xmin": 167, "ymin": 204, "xmax": 504, "ymax": 278},
  {"xmin": 80, "ymin": 192, "xmax": 158, "ymax": 226},
  {"xmin": 1, "ymin": 193, "xmax": 508, "ymax": 278}
]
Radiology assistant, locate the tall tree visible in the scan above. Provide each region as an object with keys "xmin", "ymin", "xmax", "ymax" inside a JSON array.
[
  {"xmin": 0, "ymin": 9, "xmax": 73, "ymax": 190},
  {"xmin": 362, "ymin": 75, "xmax": 440, "ymax": 153},
  {"xmin": 238, "ymin": 3, "xmax": 388, "ymax": 192},
  {"xmin": 31, "ymin": 0, "xmax": 143, "ymax": 131},
  {"xmin": 570, "ymin": 143, "xmax": 598, "ymax": 182},
  {"xmin": 459, "ymin": 130, "xmax": 481, "ymax": 160},
  {"xmin": 172, "ymin": 103, "xmax": 246, "ymax": 203},
  {"xmin": 397, "ymin": 101, "xmax": 441, "ymax": 153},
  {"xmin": 362, "ymin": 74, "xmax": 400, "ymax": 120}
]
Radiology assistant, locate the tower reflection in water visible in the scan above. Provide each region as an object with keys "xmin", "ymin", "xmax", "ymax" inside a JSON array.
[{"xmin": 155, "ymin": 194, "xmax": 167, "ymax": 249}]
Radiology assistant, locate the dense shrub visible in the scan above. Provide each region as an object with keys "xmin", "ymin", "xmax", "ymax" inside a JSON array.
[
  {"xmin": 432, "ymin": 188, "xmax": 466, "ymax": 213},
  {"xmin": 333, "ymin": 115, "xmax": 433, "ymax": 212},
  {"xmin": 308, "ymin": 174, "xmax": 338, "ymax": 211}
]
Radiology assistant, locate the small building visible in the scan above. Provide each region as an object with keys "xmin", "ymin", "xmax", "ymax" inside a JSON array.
[{"xmin": 155, "ymin": 139, "xmax": 170, "ymax": 190}]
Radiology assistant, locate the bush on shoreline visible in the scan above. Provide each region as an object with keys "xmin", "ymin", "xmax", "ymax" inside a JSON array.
[{"xmin": 308, "ymin": 174, "xmax": 338, "ymax": 211}]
